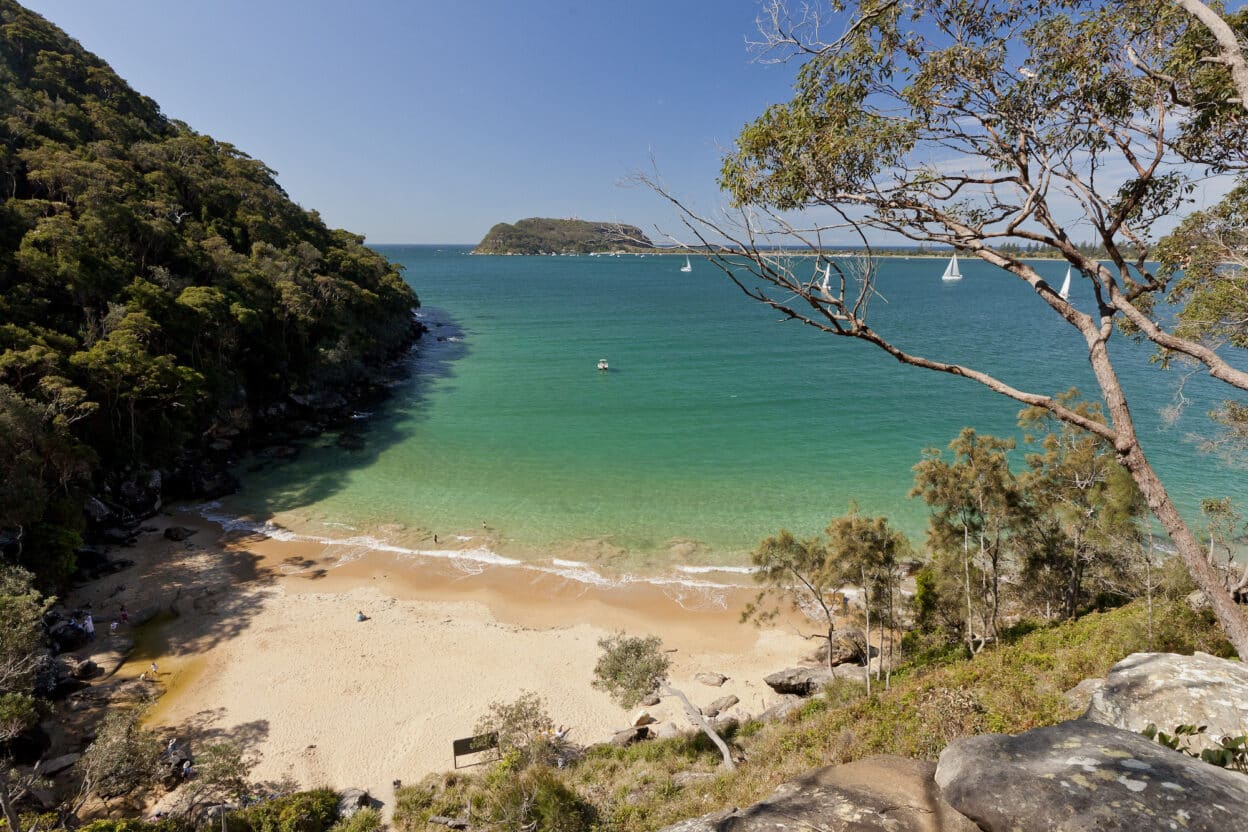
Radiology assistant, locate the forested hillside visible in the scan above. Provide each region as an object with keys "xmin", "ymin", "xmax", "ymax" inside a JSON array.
[
  {"xmin": 474, "ymin": 218, "xmax": 654, "ymax": 254},
  {"xmin": 0, "ymin": 0, "xmax": 421, "ymax": 584}
]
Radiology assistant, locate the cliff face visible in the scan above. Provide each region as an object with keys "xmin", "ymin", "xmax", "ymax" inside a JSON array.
[{"xmin": 473, "ymin": 218, "xmax": 654, "ymax": 254}]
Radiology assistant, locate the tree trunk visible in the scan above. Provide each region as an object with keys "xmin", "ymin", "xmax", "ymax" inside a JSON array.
[
  {"xmin": 660, "ymin": 684, "xmax": 736, "ymax": 771},
  {"xmin": 1071, "ymin": 315, "xmax": 1248, "ymax": 658},
  {"xmin": 826, "ymin": 623, "xmax": 835, "ymax": 673},
  {"xmin": 1119, "ymin": 442, "xmax": 1248, "ymax": 656},
  {"xmin": 962, "ymin": 525, "xmax": 975, "ymax": 656},
  {"xmin": 0, "ymin": 774, "xmax": 22, "ymax": 832},
  {"xmin": 861, "ymin": 569, "xmax": 872, "ymax": 695}
]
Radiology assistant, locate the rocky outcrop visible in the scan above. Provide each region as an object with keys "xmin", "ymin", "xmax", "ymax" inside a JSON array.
[
  {"xmin": 1082, "ymin": 651, "xmax": 1248, "ymax": 751},
  {"xmin": 764, "ymin": 665, "xmax": 861, "ymax": 696},
  {"xmin": 801, "ymin": 636, "xmax": 869, "ymax": 668},
  {"xmin": 703, "ymin": 695, "xmax": 739, "ymax": 719},
  {"xmin": 660, "ymin": 756, "xmax": 977, "ymax": 832},
  {"xmin": 935, "ymin": 719, "xmax": 1248, "ymax": 831},
  {"xmin": 1061, "ymin": 677, "xmax": 1104, "ymax": 712},
  {"xmin": 337, "ymin": 789, "xmax": 373, "ymax": 819}
]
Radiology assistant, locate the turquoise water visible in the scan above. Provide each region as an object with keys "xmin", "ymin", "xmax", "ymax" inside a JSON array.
[{"xmin": 218, "ymin": 245, "xmax": 1246, "ymax": 572}]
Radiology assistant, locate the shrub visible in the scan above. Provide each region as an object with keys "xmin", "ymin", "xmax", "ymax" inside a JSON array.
[
  {"xmin": 226, "ymin": 789, "xmax": 339, "ymax": 832},
  {"xmin": 474, "ymin": 691, "xmax": 557, "ymax": 768},
  {"xmin": 328, "ymin": 808, "xmax": 382, "ymax": 832}
]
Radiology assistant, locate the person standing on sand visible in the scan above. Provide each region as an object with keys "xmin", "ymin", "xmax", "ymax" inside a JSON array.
[
  {"xmin": 119, "ymin": 605, "xmax": 128, "ymax": 625},
  {"xmin": 84, "ymin": 613, "xmax": 95, "ymax": 642}
]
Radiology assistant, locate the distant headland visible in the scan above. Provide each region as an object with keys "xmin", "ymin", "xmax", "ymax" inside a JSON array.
[{"xmin": 473, "ymin": 217, "xmax": 655, "ymax": 254}]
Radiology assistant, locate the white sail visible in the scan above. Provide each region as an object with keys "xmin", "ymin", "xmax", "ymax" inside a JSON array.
[
  {"xmin": 941, "ymin": 253, "xmax": 962, "ymax": 281},
  {"xmin": 1059, "ymin": 267, "xmax": 1071, "ymax": 300},
  {"xmin": 680, "ymin": 256, "xmax": 692, "ymax": 273}
]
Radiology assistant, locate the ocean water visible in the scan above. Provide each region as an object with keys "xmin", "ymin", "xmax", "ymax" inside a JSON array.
[{"xmin": 214, "ymin": 245, "xmax": 1246, "ymax": 575}]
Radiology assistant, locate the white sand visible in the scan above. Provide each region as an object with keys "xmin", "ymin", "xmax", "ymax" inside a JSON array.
[{"xmin": 106, "ymin": 520, "xmax": 811, "ymax": 809}]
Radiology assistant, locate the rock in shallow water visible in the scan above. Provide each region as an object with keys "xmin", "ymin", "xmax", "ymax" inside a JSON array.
[{"xmin": 935, "ymin": 719, "xmax": 1248, "ymax": 832}]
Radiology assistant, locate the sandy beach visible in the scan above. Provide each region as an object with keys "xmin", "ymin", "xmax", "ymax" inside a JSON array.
[{"xmin": 69, "ymin": 511, "xmax": 814, "ymax": 811}]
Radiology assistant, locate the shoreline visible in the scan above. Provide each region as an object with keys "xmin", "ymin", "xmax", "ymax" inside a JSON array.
[{"xmin": 77, "ymin": 510, "xmax": 815, "ymax": 812}]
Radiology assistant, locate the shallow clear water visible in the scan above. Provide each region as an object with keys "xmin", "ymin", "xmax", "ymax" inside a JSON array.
[{"xmin": 218, "ymin": 245, "xmax": 1246, "ymax": 572}]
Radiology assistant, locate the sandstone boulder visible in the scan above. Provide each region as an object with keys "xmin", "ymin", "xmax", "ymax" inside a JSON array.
[
  {"xmin": 703, "ymin": 695, "xmax": 739, "ymax": 719},
  {"xmin": 758, "ymin": 694, "xmax": 805, "ymax": 723},
  {"xmin": 659, "ymin": 756, "xmax": 977, "ymax": 832},
  {"xmin": 641, "ymin": 693, "xmax": 661, "ymax": 706},
  {"xmin": 632, "ymin": 710, "xmax": 657, "ymax": 727},
  {"xmin": 1083, "ymin": 651, "xmax": 1248, "ymax": 751},
  {"xmin": 39, "ymin": 752, "xmax": 81, "ymax": 775},
  {"xmin": 935, "ymin": 719, "xmax": 1248, "ymax": 831},
  {"xmin": 1061, "ymin": 677, "xmax": 1104, "ymax": 712},
  {"xmin": 695, "ymin": 672, "xmax": 728, "ymax": 687},
  {"xmin": 612, "ymin": 726, "xmax": 650, "ymax": 747},
  {"xmin": 764, "ymin": 666, "xmax": 860, "ymax": 696},
  {"xmin": 337, "ymin": 789, "xmax": 371, "ymax": 819},
  {"xmin": 801, "ymin": 636, "xmax": 869, "ymax": 667}
]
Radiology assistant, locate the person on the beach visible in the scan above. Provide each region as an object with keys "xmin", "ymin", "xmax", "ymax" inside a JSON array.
[
  {"xmin": 149, "ymin": 662, "xmax": 158, "ymax": 675},
  {"xmin": 109, "ymin": 621, "xmax": 118, "ymax": 635},
  {"xmin": 119, "ymin": 605, "xmax": 129, "ymax": 624},
  {"xmin": 84, "ymin": 613, "xmax": 95, "ymax": 641},
  {"xmin": 433, "ymin": 534, "xmax": 438, "ymax": 544},
  {"xmin": 356, "ymin": 611, "xmax": 366, "ymax": 622}
]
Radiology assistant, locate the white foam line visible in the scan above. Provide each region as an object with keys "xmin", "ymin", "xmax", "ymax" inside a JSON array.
[
  {"xmin": 194, "ymin": 504, "xmax": 749, "ymax": 591},
  {"xmin": 676, "ymin": 564, "xmax": 759, "ymax": 575}
]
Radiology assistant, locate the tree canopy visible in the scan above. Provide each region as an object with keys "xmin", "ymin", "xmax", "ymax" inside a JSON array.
[{"xmin": 0, "ymin": 0, "xmax": 420, "ymax": 582}]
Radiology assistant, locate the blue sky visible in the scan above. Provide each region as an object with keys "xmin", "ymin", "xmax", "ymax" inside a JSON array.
[{"xmin": 23, "ymin": 1, "xmax": 798, "ymax": 244}]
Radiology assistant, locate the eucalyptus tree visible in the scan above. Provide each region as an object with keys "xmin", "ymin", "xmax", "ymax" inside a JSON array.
[
  {"xmin": 653, "ymin": 0, "xmax": 1248, "ymax": 657},
  {"xmin": 742, "ymin": 529, "xmax": 848, "ymax": 671}
]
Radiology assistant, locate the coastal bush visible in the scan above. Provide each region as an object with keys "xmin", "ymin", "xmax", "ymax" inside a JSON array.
[
  {"xmin": 77, "ymin": 820, "xmax": 182, "ymax": 832},
  {"xmin": 473, "ymin": 691, "xmax": 556, "ymax": 769},
  {"xmin": 327, "ymin": 808, "xmax": 381, "ymax": 832},
  {"xmin": 392, "ymin": 767, "xmax": 592, "ymax": 832},
  {"xmin": 78, "ymin": 709, "xmax": 162, "ymax": 800},
  {"xmin": 225, "ymin": 789, "xmax": 338, "ymax": 832}
]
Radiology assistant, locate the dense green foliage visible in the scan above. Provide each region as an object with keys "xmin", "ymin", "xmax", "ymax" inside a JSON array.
[
  {"xmin": 591, "ymin": 634, "xmax": 669, "ymax": 708},
  {"xmin": 225, "ymin": 789, "xmax": 340, "ymax": 832},
  {"xmin": 472, "ymin": 218, "xmax": 653, "ymax": 254},
  {"xmin": 0, "ymin": 0, "xmax": 419, "ymax": 580}
]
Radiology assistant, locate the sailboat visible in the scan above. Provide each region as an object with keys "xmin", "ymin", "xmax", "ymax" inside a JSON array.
[
  {"xmin": 940, "ymin": 253, "xmax": 962, "ymax": 281},
  {"xmin": 679, "ymin": 256, "xmax": 692, "ymax": 273},
  {"xmin": 1058, "ymin": 267, "xmax": 1071, "ymax": 300}
]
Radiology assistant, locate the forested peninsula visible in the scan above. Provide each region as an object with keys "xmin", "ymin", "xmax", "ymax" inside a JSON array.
[
  {"xmin": 0, "ymin": 0, "xmax": 422, "ymax": 587},
  {"xmin": 473, "ymin": 218, "xmax": 654, "ymax": 254}
]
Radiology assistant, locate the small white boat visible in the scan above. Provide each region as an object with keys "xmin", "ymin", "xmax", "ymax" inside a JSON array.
[
  {"xmin": 679, "ymin": 256, "xmax": 692, "ymax": 273},
  {"xmin": 1058, "ymin": 267, "xmax": 1071, "ymax": 300},
  {"xmin": 940, "ymin": 253, "xmax": 962, "ymax": 281},
  {"xmin": 597, "ymin": 358, "xmax": 609, "ymax": 371}
]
